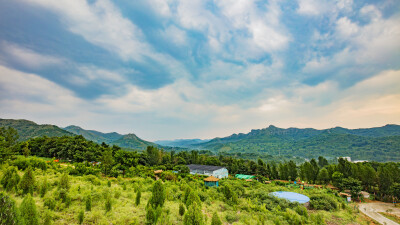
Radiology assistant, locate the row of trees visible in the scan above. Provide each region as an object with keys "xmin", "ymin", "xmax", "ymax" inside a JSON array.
[{"xmin": 1, "ymin": 127, "xmax": 400, "ymax": 202}]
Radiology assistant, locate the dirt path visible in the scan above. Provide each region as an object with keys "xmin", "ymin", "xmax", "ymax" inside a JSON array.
[{"xmin": 359, "ymin": 203, "xmax": 400, "ymax": 225}]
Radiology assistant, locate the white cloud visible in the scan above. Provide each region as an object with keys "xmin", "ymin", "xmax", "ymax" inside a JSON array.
[{"xmin": 0, "ymin": 42, "xmax": 64, "ymax": 69}]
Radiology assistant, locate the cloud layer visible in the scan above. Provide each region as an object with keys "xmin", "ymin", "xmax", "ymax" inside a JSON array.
[{"xmin": 0, "ymin": 0, "xmax": 399, "ymax": 140}]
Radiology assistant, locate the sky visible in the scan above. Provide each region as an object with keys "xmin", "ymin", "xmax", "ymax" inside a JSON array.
[{"xmin": 0, "ymin": 0, "xmax": 399, "ymax": 141}]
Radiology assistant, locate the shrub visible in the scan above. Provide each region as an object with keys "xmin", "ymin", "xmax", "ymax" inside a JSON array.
[
  {"xmin": 12, "ymin": 157, "xmax": 47, "ymax": 171},
  {"xmin": 84, "ymin": 175, "xmax": 101, "ymax": 185},
  {"xmin": 0, "ymin": 166, "xmax": 20, "ymax": 192},
  {"xmin": 309, "ymin": 195, "xmax": 338, "ymax": 211},
  {"xmin": 179, "ymin": 203, "xmax": 185, "ymax": 216},
  {"xmin": 310, "ymin": 213, "xmax": 325, "ymax": 224},
  {"xmin": 43, "ymin": 210, "xmax": 52, "ymax": 225},
  {"xmin": 78, "ymin": 209, "xmax": 84, "ymax": 224},
  {"xmin": 136, "ymin": 189, "xmax": 141, "ymax": 206},
  {"xmin": 184, "ymin": 202, "xmax": 204, "ymax": 225},
  {"xmin": 20, "ymin": 194, "xmax": 40, "ymax": 225},
  {"xmin": 0, "ymin": 192, "xmax": 20, "ymax": 225},
  {"xmin": 149, "ymin": 180, "xmax": 165, "ymax": 208},
  {"xmin": 294, "ymin": 205, "xmax": 308, "ymax": 218},
  {"xmin": 40, "ymin": 177, "xmax": 48, "ymax": 198},
  {"xmin": 44, "ymin": 197, "xmax": 56, "ymax": 210},
  {"xmin": 114, "ymin": 190, "xmax": 121, "ymax": 199},
  {"xmin": 186, "ymin": 191, "xmax": 201, "ymax": 208},
  {"xmin": 86, "ymin": 193, "xmax": 92, "ymax": 211},
  {"xmin": 226, "ymin": 213, "xmax": 239, "ymax": 223},
  {"xmin": 59, "ymin": 173, "xmax": 70, "ymax": 190},
  {"xmin": 105, "ymin": 194, "xmax": 112, "ymax": 212},
  {"xmin": 19, "ymin": 166, "xmax": 35, "ymax": 195},
  {"xmin": 107, "ymin": 180, "xmax": 111, "ymax": 187},
  {"xmin": 211, "ymin": 212, "xmax": 222, "ymax": 225}
]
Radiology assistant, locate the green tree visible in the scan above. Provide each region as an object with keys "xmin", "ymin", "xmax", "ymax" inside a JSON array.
[
  {"xmin": 0, "ymin": 192, "xmax": 20, "ymax": 225},
  {"xmin": 318, "ymin": 156, "xmax": 329, "ymax": 168},
  {"xmin": 1, "ymin": 166, "xmax": 20, "ymax": 192},
  {"xmin": 287, "ymin": 160, "xmax": 297, "ymax": 181},
  {"xmin": 20, "ymin": 194, "xmax": 39, "ymax": 225},
  {"xmin": 332, "ymin": 172, "xmax": 344, "ymax": 189},
  {"xmin": 101, "ymin": 149, "xmax": 114, "ymax": 176},
  {"xmin": 136, "ymin": 189, "xmax": 141, "ymax": 206},
  {"xmin": 19, "ymin": 166, "xmax": 35, "ymax": 195},
  {"xmin": 0, "ymin": 127, "xmax": 19, "ymax": 163},
  {"xmin": 149, "ymin": 180, "xmax": 165, "ymax": 208},
  {"xmin": 390, "ymin": 183, "xmax": 400, "ymax": 202},
  {"xmin": 211, "ymin": 212, "xmax": 222, "ymax": 225},
  {"xmin": 22, "ymin": 142, "xmax": 30, "ymax": 158},
  {"xmin": 184, "ymin": 202, "xmax": 204, "ymax": 225},
  {"xmin": 317, "ymin": 168, "xmax": 330, "ymax": 184},
  {"xmin": 342, "ymin": 177, "xmax": 362, "ymax": 198}
]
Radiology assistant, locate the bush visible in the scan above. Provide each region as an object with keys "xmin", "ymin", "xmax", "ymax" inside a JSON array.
[
  {"xmin": 59, "ymin": 173, "xmax": 70, "ymax": 190},
  {"xmin": 84, "ymin": 175, "xmax": 101, "ymax": 185},
  {"xmin": 44, "ymin": 197, "xmax": 56, "ymax": 210},
  {"xmin": 211, "ymin": 212, "xmax": 222, "ymax": 225},
  {"xmin": 225, "ymin": 213, "xmax": 239, "ymax": 223},
  {"xmin": 179, "ymin": 203, "xmax": 185, "ymax": 216},
  {"xmin": 20, "ymin": 194, "xmax": 40, "ymax": 225},
  {"xmin": 19, "ymin": 166, "xmax": 35, "ymax": 195},
  {"xmin": 105, "ymin": 194, "xmax": 112, "ymax": 212},
  {"xmin": 149, "ymin": 180, "xmax": 165, "ymax": 208},
  {"xmin": 309, "ymin": 195, "xmax": 338, "ymax": 211},
  {"xmin": 136, "ymin": 189, "xmax": 141, "ymax": 206},
  {"xmin": 0, "ymin": 192, "xmax": 20, "ymax": 225},
  {"xmin": 86, "ymin": 194, "xmax": 92, "ymax": 211},
  {"xmin": 184, "ymin": 202, "xmax": 204, "ymax": 225},
  {"xmin": 43, "ymin": 210, "xmax": 52, "ymax": 225},
  {"xmin": 12, "ymin": 157, "xmax": 47, "ymax": 171},
  {"xmin": 78, "ymin": 209, "xmax": 84, "ymax": 224},
  {"xmin": 40, "ymin": 177, "xmax": 48, "ymax": 198},
  {"xmin": 0, "ymin": 166, "xmax": 20, "ymax": 192}
]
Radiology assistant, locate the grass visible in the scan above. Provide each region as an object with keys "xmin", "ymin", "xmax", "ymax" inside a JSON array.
[
  {"xmin": 0, "ymin": 161, "xmax": 377, "ymax": 225},
  {"xmin": 379, "ymin": 212, "xmax": 400, "ymax": 224}
]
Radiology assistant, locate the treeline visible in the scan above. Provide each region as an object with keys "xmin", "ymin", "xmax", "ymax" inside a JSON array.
[{"xmin": 1, "ymin": 127, "xmax": 400, "ymax": 202}]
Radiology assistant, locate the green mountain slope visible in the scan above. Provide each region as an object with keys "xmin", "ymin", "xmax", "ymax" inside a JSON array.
[
  {"xmin": 64, "ymin": 125, "xmax": 122, "ymax": 144},
  {"xmin": 63, "ymin": 125, "xmax": 157, "ymax": 150},
  {"xmin": 196, "ymin": 125, "xmax": 400, "ymax": 162},
  {"xmin": 111, "ymin": 133, "xmax": 157, "ymax": 150},
  {"xmin": 0, "ymin": 119, "xmax": 74, "ymax": 141}
]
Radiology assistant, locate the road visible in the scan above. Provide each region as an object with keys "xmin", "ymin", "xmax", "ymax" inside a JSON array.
[{"xmin": 359, "ymin": 203, "xmax": 400, "ymax": 225}]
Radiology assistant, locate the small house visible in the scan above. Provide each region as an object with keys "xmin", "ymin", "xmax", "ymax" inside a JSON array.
[
  {"xmin": 187, "ymin": 164, "xmax": 228, "ymax": 178},
  {"xmin": 204, "ymin": 176, "xmax": 219, "ymax": 187}
]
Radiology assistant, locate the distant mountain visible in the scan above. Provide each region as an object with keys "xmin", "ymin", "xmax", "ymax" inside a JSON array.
[
  {"xmin": 64, "ymin": 125, "xmax": 123, "ymax": 144},
  {"xmin": 63, "ymin": 125, "xmax": 157, "ymax": 150},
  {"xmin": 195, "ymin": 124, "xmax": 400, "ymax": 162},
  {"xmin": 154, "ymin": 139, "xmax": 210, "ymax": 148},
  {"xmin": 0, "ymin": 119, "xmax": 74, "ymax": 141}
]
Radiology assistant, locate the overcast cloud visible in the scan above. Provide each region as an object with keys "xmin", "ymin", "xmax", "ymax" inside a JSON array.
[{"xmin": 0, "ymin": 0, "xmax": 399, "ymax": 140}]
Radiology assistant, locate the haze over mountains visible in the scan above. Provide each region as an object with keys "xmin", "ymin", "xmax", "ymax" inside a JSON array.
[{"xmin": 1, "ymin": 118, "xmax": 399, "ymax": 162}]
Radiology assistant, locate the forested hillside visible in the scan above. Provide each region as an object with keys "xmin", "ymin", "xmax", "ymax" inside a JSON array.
[
  {"xmin": 196, "ymin": 125, "xmax": 400, "ymax": 162},
  {"xmin": 0, "ymin": 119, "xmax": 73, "ymax": 141}
]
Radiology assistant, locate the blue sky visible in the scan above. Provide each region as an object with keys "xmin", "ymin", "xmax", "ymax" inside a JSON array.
[{"xmin": 0, "ymin": 0, "xmax": 399, "ymax": 141}]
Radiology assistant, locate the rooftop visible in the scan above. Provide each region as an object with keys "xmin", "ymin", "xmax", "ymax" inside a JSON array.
[
  {"xmin": 187, "ymin": 164, "xmax": 225, "ymax": 171},
  {"xmin": 204, "ymin": 176, "xmax": 220, "ymax": 182}
]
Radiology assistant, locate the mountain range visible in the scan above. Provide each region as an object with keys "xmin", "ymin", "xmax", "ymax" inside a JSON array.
[
  {"xmin": 0, "ymin": 119, "xmax": 157, "ymax": 150},
  {"xmin": 1, "ymin": 118, "xmax": 399, "ymax": 161}
]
